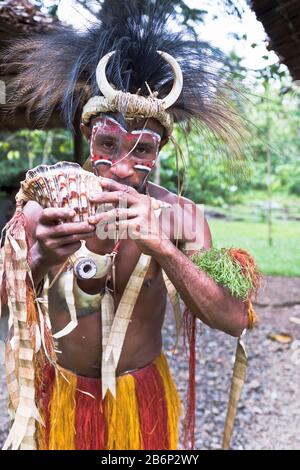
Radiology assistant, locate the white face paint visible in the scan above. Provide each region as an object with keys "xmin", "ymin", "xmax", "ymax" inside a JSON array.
[
  {"xmin": 92, "ymin": 116, "xmax": 125, "ymax": 131},
  {"xmin": 130, "ymin": 128, "xmax": 162, "ymax": 140},
  {"xmin": 90, "ymin": 116, "xmax": 161, "ymax": 174}
]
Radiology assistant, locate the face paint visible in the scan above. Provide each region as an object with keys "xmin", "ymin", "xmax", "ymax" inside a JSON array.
[{"xmin": 90, "ymin": 116, "xmax": 161, "ymax": 176}]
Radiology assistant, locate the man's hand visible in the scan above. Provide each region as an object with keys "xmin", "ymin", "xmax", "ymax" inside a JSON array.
[
  {"xmin": 88, "ymin": 179, "xmax": 169, "ymax": 256},
  {"xmin": 33, "ymin": 207, "xmax": 96, "ymax": 268}
]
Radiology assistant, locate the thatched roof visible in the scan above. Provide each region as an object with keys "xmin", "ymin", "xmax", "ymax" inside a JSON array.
[
  {"xmin": 0, "ymin": 1, "xmax": 84, "ymax": 163},
  {"xmin": 251, "ymin": 0, "xmax": 300, "ymax": 80},
  {"xmin": 0, "ymin": 0, "xmax": 64, "ymax": 131}
]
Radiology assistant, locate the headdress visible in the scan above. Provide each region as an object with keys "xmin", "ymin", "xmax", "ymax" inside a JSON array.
[{"xmin": 2, "ymin": 0, "xmax": 242, "ymax": 148}]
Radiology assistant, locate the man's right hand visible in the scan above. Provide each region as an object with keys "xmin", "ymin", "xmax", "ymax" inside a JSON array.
[{"xmin": 33, "ymin": 207, "xmax": 96, "ymax": 268}]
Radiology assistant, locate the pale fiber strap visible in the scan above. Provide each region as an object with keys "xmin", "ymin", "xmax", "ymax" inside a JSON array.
[
  {"xmin": 3, "ymin": 226, "xmax": 41, "ymax": 450},
  {"xmin": 101, "ymin": 289, "xmax": 116, "ymax": 398},
  {"xmin": 4, "ymin": 245, "xmax": 21, "ymax": 414},
  {"xmin": 103, "ymin": 253, "xmax": 151, "ymax": 398},
  {"xmin": 52, "ymin": 268, "xmax": 78, "ymax": 339},
  {"xmin": 222, "ymin": 334, "xmax": 247, "ymax": 450},
  {"xmin": 42, "ymin": 275, "xmax": 52, "ymax": 336},
  {"xmin": 162, "ymin": 270, "xmax": 182, "ymax": 350},
  {"xmin": 5, "ymin": 335, "xmax": 19, "ymax": 412}
]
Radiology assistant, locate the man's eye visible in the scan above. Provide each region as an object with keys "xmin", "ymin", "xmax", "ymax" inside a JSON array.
[
  {"xmin": 101, "ymin": 141, "xmax": 115, "ymax": 150},
  {"xmin": 135, "ymin": 146, "xmax": 148, "ymax": 155}
]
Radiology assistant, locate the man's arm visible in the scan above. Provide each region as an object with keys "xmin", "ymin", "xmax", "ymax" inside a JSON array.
[
  {"xmin": 153, "ymin": 202, "xmax": 248, "ymax": 337},
  {"xmin": 87, "ymin": 180, "xmax": 248, "ymax": 337},
  {"xmin": 154, "ymin": 240, "xmax": 248, "ymax": 337}
]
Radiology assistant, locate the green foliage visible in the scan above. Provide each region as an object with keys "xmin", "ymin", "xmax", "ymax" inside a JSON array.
[
  {"xmin": 158, "ymin": 127, "xmax": 246, "ymax": 206},
  {"xmin": 242, "ymin": 84, "xmax": 300, "ymax": 196},
  {"xmin": 0, "ymin": 129, "xmax": 74, "ymax": 188},
  {"xmin": 156, "ymin": 47, "xmax": 299, "ymax": 208},
  {"xmin": 287, "ymin": 168, "xmax": 300, "ymax": 196},
  {"xmin": 35, "ymin": 0, "xmax": 59, "ymax": 17},
  {"xmin": 210, "ymin": 219, "xmax": 300, "ymax": 277}
]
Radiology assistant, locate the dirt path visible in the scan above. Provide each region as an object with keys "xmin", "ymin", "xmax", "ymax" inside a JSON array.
[{"xmin": 1, "ymin": 276, "xmax": 300, "ymax": 449}]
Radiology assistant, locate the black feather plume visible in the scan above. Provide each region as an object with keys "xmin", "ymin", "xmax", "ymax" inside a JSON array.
[{"xmin": 1, "ymin": 0, "xmax": 244, "ymax": 154}]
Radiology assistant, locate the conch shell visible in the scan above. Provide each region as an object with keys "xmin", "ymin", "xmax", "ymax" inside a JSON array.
[
  {"xmin": 16, "ymin": 161, "xmax": 103, "ymax": 222},
  {"xmin": 16, "ymin": 161, "xmax": 108, "ymax": 280}
]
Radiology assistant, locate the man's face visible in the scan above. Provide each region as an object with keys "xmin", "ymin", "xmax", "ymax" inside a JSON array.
[{"xmin": 85, "ymin": 115, "xmax": 165, "ymax": 192}]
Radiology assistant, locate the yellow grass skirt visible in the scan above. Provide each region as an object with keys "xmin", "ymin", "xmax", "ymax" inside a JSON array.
[{"xmin": 36, "ymin": 353, "xmax": 182, "ymax": 450}]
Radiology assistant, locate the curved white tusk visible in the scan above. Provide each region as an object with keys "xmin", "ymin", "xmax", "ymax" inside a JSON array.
[
  {"xmin": 96, "ymin": 50, "xmax": 117, "ymax": 101},
  {"xmin": 96, "ymin": 49, "xmax": 183, "ymax": 109},
  {"xmin": 157, "ymin": 50, "xmax": 183, "ymax": 109}
]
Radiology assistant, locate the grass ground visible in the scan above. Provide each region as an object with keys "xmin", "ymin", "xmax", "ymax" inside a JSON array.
[{"xmin": 209, "ymin": 219, "xmax": 300, "ymax": 276}]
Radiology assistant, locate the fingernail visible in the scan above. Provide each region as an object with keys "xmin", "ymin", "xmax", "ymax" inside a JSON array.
[{"xmin": 89, "ymin": 216, "xmax": 96, "ymax": 223}]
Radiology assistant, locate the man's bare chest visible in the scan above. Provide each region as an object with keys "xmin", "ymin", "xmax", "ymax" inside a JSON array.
[{"xmin": 48, "ymin": 237, "xmax": 166, "ymax": 315}]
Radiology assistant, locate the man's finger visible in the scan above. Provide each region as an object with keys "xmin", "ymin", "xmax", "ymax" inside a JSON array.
[
  {"xmin": 46, "ymin": 221, "xmax": 96, "ymax": 238},
  {"xmin": 39, "ymin": 207, "xmax": 75, "ymax": 225},
  {"xmin": 96, "ymin": 219, "xmax": 131, "ymax": 238},
  {"xmin": 89, "ymin": 190, "xmax": 137, "ymax": 206},
  {"xmin": 52, "ymin": 231, "xmax": 95, "ymax": 247},
  {"xmin": 88, "ymin": 207, "xmax": 138, "ymax": 225},
  {"xmin": 100, "ymin": 178, "xmax": 136, "ymax": 194}
]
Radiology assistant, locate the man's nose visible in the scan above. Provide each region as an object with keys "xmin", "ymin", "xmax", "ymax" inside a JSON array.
[{"xmin": 110, "ymin": 159, "xmax": 134, "ymax": 179}]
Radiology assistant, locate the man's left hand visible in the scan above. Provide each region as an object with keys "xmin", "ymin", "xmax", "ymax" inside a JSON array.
[{"xmin": 88, "ymin": 178, "xmax": 170, "ymax": 256}]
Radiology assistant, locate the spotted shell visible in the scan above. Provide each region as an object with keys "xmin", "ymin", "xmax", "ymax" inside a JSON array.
[{"xmin": 16, "ymin": 161, "xmax": 103, "ymax": 222}]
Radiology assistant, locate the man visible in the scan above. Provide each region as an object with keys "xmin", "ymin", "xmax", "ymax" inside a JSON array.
[{"xmin": 0, "ymin": 1, "xmax": 258, "ymax": 450}]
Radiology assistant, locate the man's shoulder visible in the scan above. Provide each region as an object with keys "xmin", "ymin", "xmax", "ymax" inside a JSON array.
[
  {"xmin": 149, "ymin": 183, "xmax": 211, "ymax": 249},
  {"xmin": 148, "ymin": 182, "xmax": 196, "ymax": 208}
]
